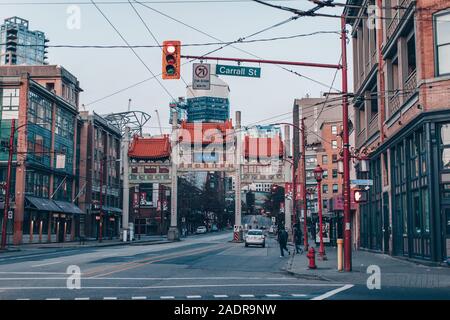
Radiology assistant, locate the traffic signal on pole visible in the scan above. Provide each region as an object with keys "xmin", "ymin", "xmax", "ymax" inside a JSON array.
[
  {"xmin": 162, "ymin": 40, "xmax": 181, "ymax": 80},
  {"xmin": 354, "ymin": 189, "xmax": 368, "ymax": 203}
]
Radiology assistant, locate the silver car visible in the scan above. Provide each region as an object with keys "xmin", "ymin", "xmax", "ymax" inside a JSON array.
[{"xmin": 245, "ymin": 229, "xmax": 265, "ymax": 248}]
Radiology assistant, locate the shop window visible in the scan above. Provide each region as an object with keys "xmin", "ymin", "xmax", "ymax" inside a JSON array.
[
  {"xmin": 412, "ymin": 191, "xmax": 421, "ymax": 234},
  {"xmin": 421, "ymin": 189, "xmax": 430, "ymax": 234},
  {"xmin": 440, "ymin": 123, "xmax": 450, "ymax": 170}
]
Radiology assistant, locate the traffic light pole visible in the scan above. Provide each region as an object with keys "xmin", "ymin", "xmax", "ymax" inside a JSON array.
[
  {"xmin": 341, "ymin": 15, "xmax": 352, "ymax": 271},
  {"xmin": 300, "ymin": 117, "xmax": 308, "ymax": 250},
  {"xmin": 1, "ymin": 119, "xmax": 15, "ymax": 250},
  {"xmin": 176, "ymin": 19, "xmax": 351, "ymax": 269}
]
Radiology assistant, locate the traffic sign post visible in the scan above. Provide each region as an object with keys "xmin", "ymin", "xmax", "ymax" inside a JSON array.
[{"xmin": 193, "ymin": 63, "xmax": 211, "ymax": 90}]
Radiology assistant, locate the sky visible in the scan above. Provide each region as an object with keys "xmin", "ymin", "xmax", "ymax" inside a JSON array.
[{"xmin": 0, "ymin": 0, "xmax": 353, "ymax": 135}]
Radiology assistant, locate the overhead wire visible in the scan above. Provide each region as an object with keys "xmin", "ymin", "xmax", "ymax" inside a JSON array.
[{"xmin": 90, "ymin": 0, "xmax": 177, "ymax": 101}]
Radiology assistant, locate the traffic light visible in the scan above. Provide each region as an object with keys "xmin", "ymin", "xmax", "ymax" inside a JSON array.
[
  {"xmin": 162, "ymin": 40, "xmax": 181, "ymax": 80},
  {"xmin": 354, "ymin": 189, "xmax": 368, "ymax": 203}
]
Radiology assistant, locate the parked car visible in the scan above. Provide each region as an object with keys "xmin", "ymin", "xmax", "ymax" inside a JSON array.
[
  {"xmin": 195, "ymin": 226, "xmax": 207, "ymax": 234},
  {"xmin": 245, "ymin": 229, "xmax": 265, "ymax": 248}
]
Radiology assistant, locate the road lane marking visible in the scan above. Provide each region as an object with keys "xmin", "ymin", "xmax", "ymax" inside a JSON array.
[
  {"xmin": 213, "ymin": 295, "xmax": 228, "ymax": 298},
  {"xmin": 291, "ymin": 294, "xmax": 307, "ymax": 297},
  {"xmin": 31, "ymin": 261, "xmax": 63, "ymax": 268},
  {"xmin": 265, "ymin": 294, "xmax": 281, "ymax": 297},
  {"xmin": 16, "ymin": 298, "xmax": 30, "ymax": 300},
  {"xmin": 75, "ymin": 298, "xmax": 90, "ymax": 300},
  {"xmin": 160, "ymin": 296, "xmax": 175, "ymax": 299},
  {"xmin": 187, "ymin": 295, "xmax": 202, "ymax": 299},
  {"xmin": 103, "ymin": 297, "xmax": 117, "ymax": 300},
  {"xmin": 0, "ymin": 283, "xmax": 346, "ymax": 290},
  {"xmin": 45, "ymin": 298, "xmax": 61, "ymax": 300},
  {"xmin": 240, "ymin": 294, "xmax": 255, "ymax": 298},
  {"xmin": 311, "ymin": 284, "xmax": 354, "ymax": 300},
  {"xmin": 131, "ymin": 296, "xmax": 147, "ymax": 300}
]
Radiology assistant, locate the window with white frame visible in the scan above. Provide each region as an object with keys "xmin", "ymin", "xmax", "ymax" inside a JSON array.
[{"xmin": 434, "ymin": 10, "xmax": 450, "ymax": 76}]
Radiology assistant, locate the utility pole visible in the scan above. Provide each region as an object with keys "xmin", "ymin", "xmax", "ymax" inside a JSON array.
[
  {"xmin": 168, "ymin": 110, "xmax": 179, "ymax": 241},
  {"xmin": 341, "ymin": 15, "xmax": 352, "ymax": 271},
  {"xmin": 1, "ymin": 119, "xmax": 15, "ymax": 250},
  {"xmin": 233, "ymin": 111, "xmax": 243, "ymax": 242},
  {"xmin": 122, "ymin": 126, "xmax": 130, "ymax": 242},
  {"xmin": 301, "ymin": 117, "xmax": 308, "ymax": 250}
]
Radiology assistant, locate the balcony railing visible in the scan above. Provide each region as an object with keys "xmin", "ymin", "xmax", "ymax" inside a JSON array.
[
  {"xmin": 404, "ymin": 69, "xmax": 417, "ymax": 101},
  {"xmin": 389, "ymin": 90, "xmax": 401, "ymax": 116},
  {"xmin": 356, "ymin": 128, "xmax": 366, "ymax": 149},
  {"xmin": 386, "ymin": 0, "xmax": 414, "ymax": 40},
  {"xmin": 368, "ymin": 114, "xmax": 379, "ymax": 138}
]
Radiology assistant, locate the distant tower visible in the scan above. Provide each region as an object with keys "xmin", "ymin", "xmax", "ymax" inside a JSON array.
[
  {"xmin": 185, "ymin": 75, "xmax": 230, "ymax": 123},
  {"xmin": 0, "ymin": 17, "xmax": 48, "ymax": 65}
]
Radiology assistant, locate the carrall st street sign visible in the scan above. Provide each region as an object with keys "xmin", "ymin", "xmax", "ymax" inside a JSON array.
[{"xmin": 216, "ymin": 64, "xmax": 261, "ymax": 78}]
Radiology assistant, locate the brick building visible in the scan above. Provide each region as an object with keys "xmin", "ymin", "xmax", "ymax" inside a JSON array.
[
  {"xmin": 77, "ymin": 111, "xmax": 122, "ymax": 240},
  {"xmin": 0, "ymin": 65, "xmax": 83, "ymax": 244},
  {"xmin": 345, "ymin": 0, "xmax": 450, "ymax": 263}
]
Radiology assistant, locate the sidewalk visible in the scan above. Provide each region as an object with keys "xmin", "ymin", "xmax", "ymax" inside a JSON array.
[
  {"xmin": 1, "ymin": 235, "xmax": 171, "ymax": 253},
  {"xmin": 283, "ymin": 243, "xmax": 450, "ymax": 289}
]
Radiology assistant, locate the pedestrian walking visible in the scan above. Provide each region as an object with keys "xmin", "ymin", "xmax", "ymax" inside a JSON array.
[
  {"xmin": 294, "ymin": 226, "xmax": 303, "ymax": 254},
  {"xmin": 277, "ymin": 227, "xmax": 290, "ymax": 257}
]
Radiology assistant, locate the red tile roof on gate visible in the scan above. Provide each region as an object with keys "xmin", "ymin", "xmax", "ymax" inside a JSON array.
[
  {"xmin": 128, "ymin": 135, "xmax": 171, "ymax": 159},
  {"xmin": 177, "ymin": 120, "xmax": 234, "ymax": 145},
  {"xmin": 244, "ymin": 135, "xmax": 284, "ymax": 158}
]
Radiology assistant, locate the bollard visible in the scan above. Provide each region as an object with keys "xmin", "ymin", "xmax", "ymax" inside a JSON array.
[{"xmin": 337, "ymin": 238, "xmax": 343, "ymax": 271}]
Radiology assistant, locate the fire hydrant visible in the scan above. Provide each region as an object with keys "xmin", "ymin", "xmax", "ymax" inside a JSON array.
[{"xmin": 307, "ymin": 247, "xmax": 317, "ymax": 269}]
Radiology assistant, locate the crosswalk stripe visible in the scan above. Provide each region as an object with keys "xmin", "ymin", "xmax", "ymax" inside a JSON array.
[
  {"xmin": 16, "ymin": 298, "xmax": 30, "ymax": 300},
  {"xmin": 103, "ymin": 297, "xmax": 117, "ymax": 300},
  {"xmin": 291, "ymin": 294, "xmax": 307, "ymax": 297},
  {"xmin": 46, "ymin": 298, "xmax": 61, "ymax": 300},
  {"xmin": 214, "ymin": 295, "xmax": 228, "ymax": 298},
  {"xmin": 187, "ymin": 295, "xmax": 202, "ymax": 299},
  {"xmin": 160, "ymin": 296, "xmax": 175, "ymax": 299},
  {"xmin": 239, "ymin": 294, "xmax": 255, "ymax": 298},
  {"xmin": 132, "ymin": 296, "xmax": 147, "ymax": 300},
  {"xmin": 75, "ymin": 298, "xmax": 90, "ymax": 300},
  {"xmin": 265, "ymin": 294, "xmax": 281, "ymax": 297}
]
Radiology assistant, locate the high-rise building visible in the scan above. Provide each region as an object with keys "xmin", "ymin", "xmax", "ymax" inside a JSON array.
[
  {"xmin": 185, "ymin": 75, "xmax": 230, "ymax": 122},
  {"xmin": 0, "ymin": 17, "xmax": 48, "ymax": 66}
]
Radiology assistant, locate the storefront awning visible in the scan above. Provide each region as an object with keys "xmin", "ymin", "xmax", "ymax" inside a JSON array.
[
  {"xmin": 26, "ymin": 196, "xmax": 62, "ymax": 212},
  {"xmin": 54, "ymin": 200, "xmax": 84, "ymax": 214}
]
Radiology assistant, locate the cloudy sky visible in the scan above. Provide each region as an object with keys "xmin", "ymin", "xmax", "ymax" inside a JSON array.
[{"xmin": 0, "ymin": 0, "xmax": 352, "ymax": 134}]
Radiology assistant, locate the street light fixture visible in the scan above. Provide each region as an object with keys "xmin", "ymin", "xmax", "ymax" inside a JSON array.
[{"xmin": 313, "ymin": 164, "xmax": 327, "ymax": 260}]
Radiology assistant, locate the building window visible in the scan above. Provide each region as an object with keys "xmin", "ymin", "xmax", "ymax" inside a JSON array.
[
  {"xmin": 440, "ymin": 123, "xmax": 450, "ymax": 170},
  {"xmin": 331, "ymin": 125, "xmax": 337, "ymax": 135},
  {"xmin": 144, "ymin": 166, "xmax": 157, "ymax": 174},
  {"xmin": 332, "ymin": 154, "xmax": 338, "ymax": 163},
  {"xmin": 332, "ymin": 169, "xmax": 338, "ymax": 179},
  {"xmin": 434, "ymin": 10, "xmax": 450, "ymax": 76},
  {"xmin": 323, "ymin": 184, "xmax": 328, "ymax": 194},
  {"xmin": 55, "ymin": 108, "xmax": 74, "ymax": 140},
  {"xmin": 332, "ymin": 184, "xmax": 338, "ymax": 193},
  {"xmin": 1, "ymin": 88, "xmax": 20, "ymax": 111},
  {"xmin": 323, "ymin": 170, "xmax": 328, "ymax": 179},
  {"xmin": 131, "ymin": 166, "xmax": 138, "ymax": 174},
  {"xmin": 370, "ymin": 85, "xmax": 378, "ymax": 119},
  {"xmin": 28, "ymin": 91, "xmax": 52, "ymax": 130},
  {"xmin": 323, "ymin": 199, "xmax": 328, "ymax": 210},
  {"xmin": 331, "ymin": 140, "xmax": 337, "ymax": 149}
]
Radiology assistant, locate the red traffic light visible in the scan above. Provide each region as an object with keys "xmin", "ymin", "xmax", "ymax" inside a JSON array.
[
  {"xmin": 162, "ymin": 40, "xmax": 181, "ymax": 80},
  {"xmin": 354, "ymin": 189, "xmax": 368, "ymax": 203}
]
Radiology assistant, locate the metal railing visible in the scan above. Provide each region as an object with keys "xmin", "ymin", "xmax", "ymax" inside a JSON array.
[
  {"xmin": 404, "ymin": 69, "xmax": 417, "ymax": 101},
  {"xmin": 389, "ymin": 90, "xmax": 401, "ymax": 116},
  {"xmin": 368, "ymin": 114, "xmax": 379, "ymax": 137}
]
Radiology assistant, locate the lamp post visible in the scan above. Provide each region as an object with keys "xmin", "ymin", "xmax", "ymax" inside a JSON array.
[{"xmin": 314, "ymin": 164, "xmax": 327, "ymax": 260}]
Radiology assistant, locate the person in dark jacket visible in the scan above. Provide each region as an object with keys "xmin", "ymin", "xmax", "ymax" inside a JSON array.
[
  {"xmin": 294, "ymin": 226, "xmax": 303, "ymax": 254},
  {"xmin": 277, "ymin": 227, "xmax": 290, "ymax": 257}
]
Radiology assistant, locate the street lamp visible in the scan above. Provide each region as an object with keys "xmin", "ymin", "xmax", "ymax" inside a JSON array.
[{"xmin": 313, "ymin": 164, "xmax": 327, "ymax": 260}]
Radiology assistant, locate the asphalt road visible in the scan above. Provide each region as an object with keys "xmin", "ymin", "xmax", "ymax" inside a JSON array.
[{"xmin": 0, "ymin": 231, "xmax": 448, "ymax": 300}]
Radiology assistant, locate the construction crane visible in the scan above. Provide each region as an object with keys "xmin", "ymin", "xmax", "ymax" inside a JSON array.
[{"xmin": 154, "ymin": 109, "xmax": 163, "ymax": 136}]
